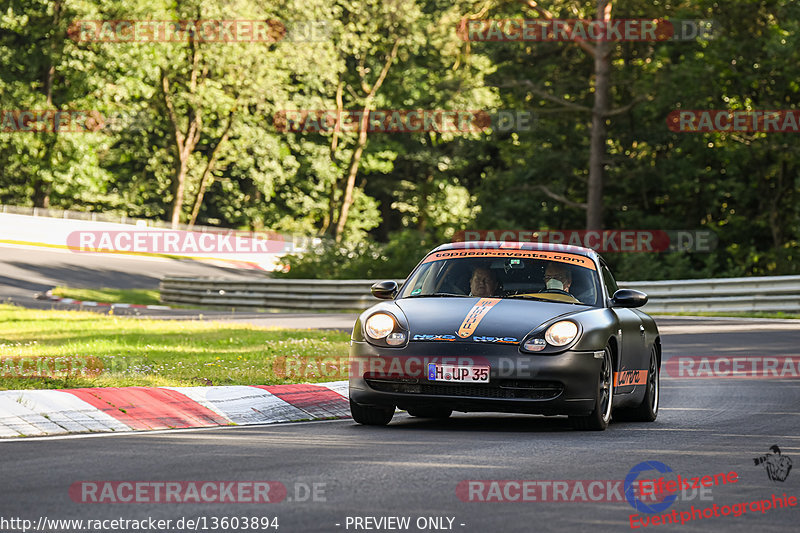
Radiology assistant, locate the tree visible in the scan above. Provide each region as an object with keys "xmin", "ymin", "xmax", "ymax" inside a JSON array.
[{"xmin": 0, "ymin": 0, "xmax": 113, "ymax": 209}]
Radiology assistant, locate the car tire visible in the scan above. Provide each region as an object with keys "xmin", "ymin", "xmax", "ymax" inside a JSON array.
[
  {"xmin": 614, "ymin": 345, "xmax": 659, "ymax": 422},
  {"xmin": 349, "ymin": 399, "xmax": 394, "ymax": 426},
  {"xmin": 407, "ymin": 407, "xmax": 452, "ymax": 419},
  {"xmin": 570, "ymin": 346, "xmax": 613, "ymax": 431}
]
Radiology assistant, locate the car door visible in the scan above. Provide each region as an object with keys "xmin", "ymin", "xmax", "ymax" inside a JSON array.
[{"xmin": 601, "ymin": 262, "xmax": 645, "ymax": 395}]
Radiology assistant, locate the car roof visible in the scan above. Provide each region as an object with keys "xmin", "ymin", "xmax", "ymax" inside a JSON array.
[{"xmin": 431, "ymin": 241, "xmax": 602, "ymax": 262}]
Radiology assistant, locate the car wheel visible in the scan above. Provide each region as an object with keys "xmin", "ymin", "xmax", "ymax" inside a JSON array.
[
  {"xmin": 570, "ymin": 346, "xmax": 613, "ymax": 431},
  {"xmin": 615, "ymin": 345, "xmax": 659, "ymax": 422},
  {"xmin": 349, "ymin": 399, "xmax": 394, "ymax": 426},
  {"xmin": 407, "ymin": 407, "xmax": 452, "ymax": 419}
]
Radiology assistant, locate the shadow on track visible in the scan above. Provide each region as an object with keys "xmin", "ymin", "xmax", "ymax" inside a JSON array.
[{"xmin": 351, "ymin": 413, "xmax": 577, "ymax": 433}]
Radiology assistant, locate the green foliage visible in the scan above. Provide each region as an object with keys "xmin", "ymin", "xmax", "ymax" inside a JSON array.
[
  {"xmin": 277, "ymin": 229, "xmax": 432, "ymax": 279},
  {"xmin": 1, "ymin": 0, "xmax": 799, "ymax": 280}
]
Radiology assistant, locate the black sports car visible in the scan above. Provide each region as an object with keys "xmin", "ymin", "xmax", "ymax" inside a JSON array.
[{"xmin": 348, "ymin": 241, "xmax": 660, "ymax": 430}]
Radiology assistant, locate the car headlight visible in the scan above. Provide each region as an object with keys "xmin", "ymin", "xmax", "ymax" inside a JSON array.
[
  {"xmin": 365, "ymin": 313, "xmax": 395, "ymax": 339},
  {"xmin": 545, "ymin": 321, "xmax": 579, "ymax": 347}
]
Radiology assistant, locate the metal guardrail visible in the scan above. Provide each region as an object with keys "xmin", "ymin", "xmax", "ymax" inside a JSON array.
[
  {"xmin": 160, "ymin": 275, "xmax": 800, "ymax": 313},
  {"xmin": 619, "ymin": 275, "xmax": 800, "ymax": 313},
  {"xmin": 159, "ymin": 278, "xmax": 404, "ymax": 310}
]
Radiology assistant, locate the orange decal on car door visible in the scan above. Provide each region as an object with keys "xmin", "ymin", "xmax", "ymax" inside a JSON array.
[{"xmin": 614, "ymin": 370, "xmax": 648, "ymax": 387}]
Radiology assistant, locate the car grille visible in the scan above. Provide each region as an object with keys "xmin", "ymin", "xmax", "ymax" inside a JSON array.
[{"xmin": 364, "ymin": 378, "xmax": 563, "ymax": 400}]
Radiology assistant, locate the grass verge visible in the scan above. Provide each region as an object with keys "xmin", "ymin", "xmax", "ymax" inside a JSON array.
[
  {"xmin": 50, "ymin": 286, "xmax": 365, "ymax": 313},
  {"xmin": 51, "ymin": 287, "xmax": 162, "ymax": 306},
  {"xmin": 0, "ymin": 304, "xmax": 350, "ymax": 390}
]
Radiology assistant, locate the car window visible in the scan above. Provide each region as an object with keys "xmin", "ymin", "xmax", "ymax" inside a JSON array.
[
  {"xmin": 403, "ymin": 261, "xmax": 435, "ymax": 296},
  {"xmin": 601, "ymin": 265, "xmax": 619, "ymax": 298},
  {"xmin": 398, "ymin": 250, "xmax": 603, "ymax": 306}
]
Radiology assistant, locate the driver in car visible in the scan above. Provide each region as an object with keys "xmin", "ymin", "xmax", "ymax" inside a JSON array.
[
  {"xmin": 543, "ymin": 262, "xmax": 573, "ymax": 294},
  {"xmin": 469, "ymin": 267, "xmax": 499, "ymax": 297}
]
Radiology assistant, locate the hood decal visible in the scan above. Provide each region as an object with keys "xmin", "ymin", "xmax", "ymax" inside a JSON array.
[
  {"xmin": 457, "ymin": 298, "xmax": 501, "ymax": 338},
  {"xmin": 395, "ymin": 297, "xmax": 583, "ymax": 343}
]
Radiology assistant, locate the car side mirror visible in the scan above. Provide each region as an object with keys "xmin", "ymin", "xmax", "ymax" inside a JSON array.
[
  {"xmin": 611, "ymin": 289, "xmax": 648, "ymax": 308},
  {"xmin": 371, "ymin": 280, "xmax": 398, "ymax": 300}
]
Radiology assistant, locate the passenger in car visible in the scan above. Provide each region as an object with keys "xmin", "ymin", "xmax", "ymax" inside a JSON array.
[{"xmin": 543, "ymin": 262, "xmax": 573, "ymax": 293}]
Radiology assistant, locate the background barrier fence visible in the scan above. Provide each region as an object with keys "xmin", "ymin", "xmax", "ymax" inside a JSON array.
[{"xmin": 159, "ymin": 275, "xmax": 800, "ymax": 313}]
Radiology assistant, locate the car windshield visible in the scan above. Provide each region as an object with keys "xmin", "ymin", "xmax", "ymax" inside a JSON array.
[{"xmin": 398, "ymin": 249, "xmax": 602, "ymax": 306}]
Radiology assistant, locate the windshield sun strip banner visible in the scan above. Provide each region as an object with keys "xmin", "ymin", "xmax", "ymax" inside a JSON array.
[
  {"xmin": 421, "ymin": 249, "xmax": 597, "ymax": 270},
  {"xmin": 457, "ymin": 298, "xmax": 501, "ymax": 338}
]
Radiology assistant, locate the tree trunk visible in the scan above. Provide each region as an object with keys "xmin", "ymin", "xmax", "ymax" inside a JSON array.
[
  {"xmin": 33, "ymin": 0, "xmax": 62, "ymax": 209},
  {"xmin": 161, "ymin": 71, "xmax": 201, "ymax": 229},
  {"xmin": 333, "ymin": 103, "xmax": 371, "ymax": 241},
  {"xmin": 519, "ymin": 1, "xmax": 619, "ymax": 226},
  {"xmin": 162, "ymin": 32, "xmax": 202, "ymax": 229},
  {"xmin": 331, "ymin": 39, "xmax": 400, "ymax": 241},
  {"xmin": 45, "ymin": 0, "xmax": 61, "ymax": 107},
  {"xmin": 586, "ymin": 0, "xmax": 612, "ymax": 231},
  {"xmin": 171, "ymin": 160, "xmax": 189, "ymax": 227},
  {"xmin": 188, "ymin": 113, "xmax": 233, "ymax": 227},
  {"xmin": 322, "ymin": 81, "xmax": 345, "ymax": 237},
  {"xmin": 32, "ymin": 179, "xmax": 51, "ymax": 208}
]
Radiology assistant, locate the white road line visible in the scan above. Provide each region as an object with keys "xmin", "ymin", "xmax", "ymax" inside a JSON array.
[
  {"xmin": 659, "ymin": 408, "xmax": 800, "ymax": 415},
  {"xmin": 616, "ymin": 428, "xmax": 800, "ymax": 439},
  {"xmin": 659, "ymin": 407, "xmax": 718, "ymax": 410}
]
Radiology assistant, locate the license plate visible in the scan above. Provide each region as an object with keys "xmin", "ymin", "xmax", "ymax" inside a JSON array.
[{"xmin": 427, "ymin": 364, "xmax": 490, "ymax": 383}]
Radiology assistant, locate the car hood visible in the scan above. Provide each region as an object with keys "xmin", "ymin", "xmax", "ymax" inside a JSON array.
[{"xmin": 395, "ymin": 297, "xmax": 585, "ymax": 342}]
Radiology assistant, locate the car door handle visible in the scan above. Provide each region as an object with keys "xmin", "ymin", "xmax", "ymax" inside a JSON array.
[{"xmin": 639, "ymin": 325, "xmax": 645, "ymax": 335}]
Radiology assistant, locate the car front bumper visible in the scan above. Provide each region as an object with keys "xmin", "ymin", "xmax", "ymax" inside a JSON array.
[{"xmin": 348, "ymin": 340, "xmax": 603, "ymax": 416}]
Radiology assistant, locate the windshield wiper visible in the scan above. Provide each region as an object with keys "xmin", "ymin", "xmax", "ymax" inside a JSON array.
[
  {"xmin": 504, "ymin": 294, "xmax": 551, "ymax": 302},
  {"xmin": 504, "ymin": 294, "xmax": 589, "ymax": 305}
]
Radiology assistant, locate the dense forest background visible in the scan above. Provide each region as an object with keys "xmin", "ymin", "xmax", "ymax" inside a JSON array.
[{"xmin": 1, "ymin": 0, "xmax": 798, "ymax": 280}]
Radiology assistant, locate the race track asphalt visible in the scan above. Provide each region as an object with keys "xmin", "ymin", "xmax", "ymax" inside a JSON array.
[{"xmin": 1, "ymin": 319, "xmax": 798, "ymax": 533}]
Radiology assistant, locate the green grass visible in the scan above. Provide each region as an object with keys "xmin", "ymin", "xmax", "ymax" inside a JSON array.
[
  {"xmin": 51, "ymin": 287, "xmax": 162, "ymax": 306},
  {"xmin": 656, "ymin": 311, "xmax": 800, "ymax": 319},
  {"xmin": 0, "ymin": 304, "xmax": 350, "ymax": 390}
]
